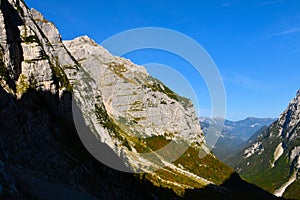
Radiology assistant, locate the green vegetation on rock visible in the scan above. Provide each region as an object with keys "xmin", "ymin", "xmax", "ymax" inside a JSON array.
[
  {"xmin": 0, "ymin": 50, "xmax": 9, "ymax": 82},
  {"xmin": 94, "ymin": 100, "xmax": 235, "ymax": 196},
  {"xmin": 16, "ymin": 74, "xmax": 30, "ymax": 96},
  {"xmin": 145, "ymin": 77, "xmax": 191, "ymax": 108},
  {"xmin": 134, "ymin": 135, "xmax": 171, "ymax": 153},
  {"xmin": 50, "ymin": 58, "xmax": 72, "ymax": 91},
  {"xmin": 229, "ymin": 121, "xmax": 300, "ymax": 198},
  {"xmin": 108, "ymin": 62, "xmax": 135, "ymax": 84},
  {"xmin": 143, "ymin": 166, "xmax": 206, "ymax": 196},
  {"xmin": 95, "ymin": 103, "xmax": 132, "ymax": 150},
  {"xmin": 175, "ymin": 147, "xmax": 234, "ymax": 185},
  {"xmin": 22, "ymin": 35, "xmax": 39, "ymax": 44},
  {"xmin": 15, "ymin": 2, "xmax": 25, "ymax": 17},
  {"xmin": 144, "ymin": 79, "xmax": 179, "ymax": 101},
  {"xmin": 283, "ymin": 180, "xmax": 300, "ymax": 199},
  {"xmin": 136, "ymin": 139, "xmax": 234, "ymax": 196}
]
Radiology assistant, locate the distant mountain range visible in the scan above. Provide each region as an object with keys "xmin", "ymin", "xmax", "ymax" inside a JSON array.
[
  {"xmin": 200, "ymin": 117, "xmax": 276, "ymax": 160},
  {"xmin": 228, "ymin": 90, "xmax": 300, "ymax": 199}
]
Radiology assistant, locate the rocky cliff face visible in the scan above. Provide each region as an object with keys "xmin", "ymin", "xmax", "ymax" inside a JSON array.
[
  {"xmin": 0, "ymin": 0, "xmax": 146, "ymax": 199},
  {"xmin": 0, "ymin": 0, "xmax": 279, "ymax": 199},
  {"xmin": 230, "ymin": 90, "xmax": 300, "ymax": 199},
  {"xmin": 63, "ymin": 36, "xmax": 209, "ymax": 173}
]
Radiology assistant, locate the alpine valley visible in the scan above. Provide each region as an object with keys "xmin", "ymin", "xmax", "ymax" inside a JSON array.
[
  {"xmin": 0, "ymin": 0, "xmax": 292, "ymax": 199},
  {"xmin": 200, "ymin": 117, "xmax": 276, "ymax": 161}
]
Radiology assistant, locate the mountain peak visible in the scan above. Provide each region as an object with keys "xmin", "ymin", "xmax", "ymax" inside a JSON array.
[
  {"xmin": 63, "ymin": 35, "xmax": 117, "ymax": 65},
  {"xmin": 30, "ymin": 8, "xmax": 45, "ymax": 21},
  {"xmin": 67, "ymin": 35, "xmax": 97, "ymax": 46},
  {"xmin": 281, "ymin": 89, "xmax": 300, "ymax": 126}
]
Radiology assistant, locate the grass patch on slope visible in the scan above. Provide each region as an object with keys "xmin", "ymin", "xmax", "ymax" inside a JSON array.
[
  {"xmin": 175, "ymin": 147, "xmax": 234, "ymax": 185},
  {"xmin": 283, "ymin": 180, "xmax": 300, "ymax": 200},
  {"xmin": 94, "ymin": 102, "xmax": 234, "ymax": 196}
]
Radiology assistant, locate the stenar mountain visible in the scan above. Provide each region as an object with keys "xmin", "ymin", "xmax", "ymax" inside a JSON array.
[
  {"xmin": 229, "ymin": 90, "xmax": 300, "ymax": 199},
  {"xmin": 0, "ymin": 0, "xmax": 282, "ymax": 199}
]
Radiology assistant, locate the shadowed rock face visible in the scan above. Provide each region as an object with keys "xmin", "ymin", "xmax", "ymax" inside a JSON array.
[
  {"xmin": 0, "ymin": 1, "xmax": 146, "ymax": 199},
  {"xmin": 0, "ymin": 0, "xmax": 280, "ymax": 199},
  {"xmin": 0, "ymin": 0, "xmax": 24, "ymax": 89}
]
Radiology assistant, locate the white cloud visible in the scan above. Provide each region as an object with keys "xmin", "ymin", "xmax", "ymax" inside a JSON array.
[
  {"xmin": 257, "ymin": 0, "xmax": 281, "ymax": 6},
  {"xmin": 221, "ymin": 0, "xmax": 240, "ymax": 7},
  {"xmin": 267, "ymin": 28, "xmax": 300, "ymax": 38},
  {"xmin": 223, "ymin": 73, "xmax": 274, "ymax": 91}
]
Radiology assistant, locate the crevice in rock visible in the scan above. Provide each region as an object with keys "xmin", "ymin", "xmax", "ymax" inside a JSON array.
[{"xmin": 0, "ymin": 0, "xmax": 24, "ymax": 91}]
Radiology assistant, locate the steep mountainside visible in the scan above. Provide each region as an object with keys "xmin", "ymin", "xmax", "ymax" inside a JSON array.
[
  {"xmin": 0, "ymin": 0, "xmax": 280, "ymax": 199},
  {"xmin": 230, "ymin": 90, "xmax": 300, "ymax": 199},
  {"xmin": 62, "ymin": 35, "xmax": 232, "ymax": 196},
  {"xmin": 200, "ymin": 117, "xmax": 275, "ymax": 160}
]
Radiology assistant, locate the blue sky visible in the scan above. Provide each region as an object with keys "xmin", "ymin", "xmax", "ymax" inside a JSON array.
[{"xmin": 25, "ymin": 0, "xmax": 300, "ymax": 120}]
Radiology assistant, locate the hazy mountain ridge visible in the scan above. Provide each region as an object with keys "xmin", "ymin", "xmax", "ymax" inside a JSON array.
[
  {"xmin": 229, "ymin": 90, "xmax": 300, "ymax": 199},
  {"xmin": 0, "ymin": 0, "xmax": 280, "ymax": 199},
  {"xmin": 200, "ymin": 117, "xmax": 276, "ymax": 160}
]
